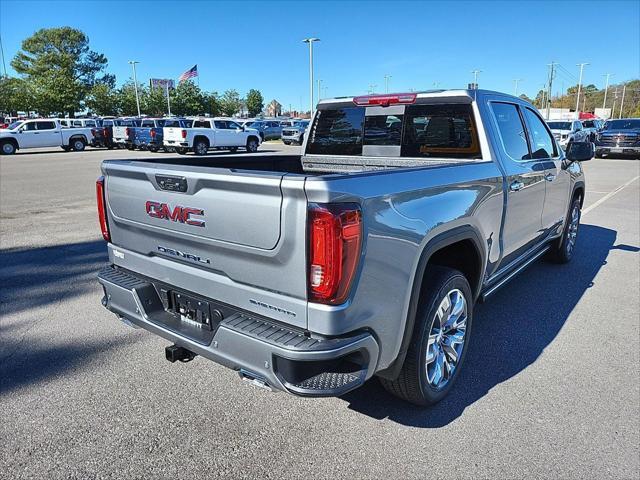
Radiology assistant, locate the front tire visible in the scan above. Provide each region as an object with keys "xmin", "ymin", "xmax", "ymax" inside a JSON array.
[
  {"xmin": 246, "ymin": 137, "xmax": 259, "ymax": 153},
  {"xmin": 1, "ymin": 141, "xmax": 16, "ymax": 155},
  {"xmin": 548, "ymin": 196, "xmax": 581, "ymax": 263},
  {"xmin": 380, "ymin": 266, "xmax": 473, "ymax": 406}
]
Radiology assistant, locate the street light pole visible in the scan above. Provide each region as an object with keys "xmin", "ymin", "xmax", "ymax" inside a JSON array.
[
  {"xmin": 317, "ymin": 79, "xmax": 323, "ymax": 101},
  {"xmin": 619, "ymin": 84, "xmax": 626, "ymax": 119},
  {"xmin": 128, "ymin": 60, "xmax": 141, "ymax": 117},
  {"xmin": 602, "ymin": 73, "xmax": 614, "ymax": 110},
  {"xmin": 513, "ymin": 78, "xmax": 523, "ymax": 96},
  {"xmin": 302, "ymin": 38, "xmax": 320, "ymax": 116},
  {"xmin": 471, "ymin": 69, "xmax": 482, "ymax": 87},
  {"xmin": 384, "ymin": 75, "xmax": 391, "ymax": 93},
  {"xmin": 575, "ymin": 63, "xmax": 589, "ymax": 117}
]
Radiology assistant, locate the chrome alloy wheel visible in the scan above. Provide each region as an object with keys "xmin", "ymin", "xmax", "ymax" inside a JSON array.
[
  {"xmin": 426, "ymin": 288, "xmax": 468, "ymax": 389},
  {"xmin": 566, "ymin": 203, "xmax": 580, "ymax": 255}
]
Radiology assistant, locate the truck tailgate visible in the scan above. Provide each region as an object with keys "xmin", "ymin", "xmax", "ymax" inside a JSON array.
[
  {"xmin": 163, "ymin": 127, "xmax": 183, "ymax": 143},
  {"xmin": 102, "ymin": 160, "xmax": 309, "ymax": 325}
]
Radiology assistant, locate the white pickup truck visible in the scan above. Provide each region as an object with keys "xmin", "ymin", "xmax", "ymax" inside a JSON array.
[
  {"xmin": 163, "ymin": 117, "xmax": 262, "ymax": 155},
  {"xmin": 0, "ymin": 119, "xmax": 94, "ymax": 154}
]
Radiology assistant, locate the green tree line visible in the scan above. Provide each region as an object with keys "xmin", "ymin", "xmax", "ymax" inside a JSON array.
[
  {"xmin": 527, "ymin": 80, "xmax": 640, "ymax": 118},
  {"xmin": 0, "ymin": 27, "xmax": 265, "ymax": 118}
]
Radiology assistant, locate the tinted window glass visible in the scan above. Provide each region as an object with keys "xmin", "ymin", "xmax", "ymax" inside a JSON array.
[
  {"xmin": 103, "ymin": 120, "xmax": 114, "ymax": 127},
  {"xmin": 141, "ymin": 120, "xmax": 154, "ymax": 127},
  {"xmin": 364, "ymin": 114, "xmax": 403, "ymax": 146},
  {"xmin": 24, "ymin": 122, "xmax": 38, "ymax": 131},
  {"xmin": 214, "ymin": 120, "xmax": 227, "ymax": 129},
  {"xmin": 524, "ymin": 108, "xmax": 556, "ymax": 158},
  {"xmin": 36, "ymin": 121, "xmax": 56, "ymax": 130},
  {"xmin": 307, "ymin": 107, "xmax": 364, "ymax": 155},
  {"xmin": 582, "ymin": 120, "xmax": 594, "ymax": 128},
  {"xmin": 490, "ymin": 103, "xmax": 531, "ymax": 161},
  {"xmin": 228, "ymin": 121, "xmax": 241, "ymax": 129},
  {"xmin": 194, "ymin": 120, "xmax": 210, "ymax": 128},
  {"xmin": 402, "ymin": 104, "xmax": 480, "ymax": 158},
  {"xmin": 604, "ymin": 119, "xmax": 640, "ymax": 130},
  {"xmin": 547, "ymin": 121, "xmax": 571, "ymax": 130}
]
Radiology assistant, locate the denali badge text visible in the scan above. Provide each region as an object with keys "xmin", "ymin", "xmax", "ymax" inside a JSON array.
[
  {"xmin": 249, "ymin": 299, "xmax": 297, "ymax": 317},
  {"xmin": 146, "ymin": 201, "xmax": 205, "ymax": 227},
  {"xmin": 157, "ymin": 246, "xmax": 211, "ymax": 265}
]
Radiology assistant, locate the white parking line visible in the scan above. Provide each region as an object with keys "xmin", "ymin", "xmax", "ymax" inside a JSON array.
[{"xmin": 583, "ymin": 175, "xmax": 640, "ymax": 216}]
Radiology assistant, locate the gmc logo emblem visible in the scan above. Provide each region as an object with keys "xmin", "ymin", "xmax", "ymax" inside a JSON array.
[{"xmin": 145, "ymin": 201, "xmax": 205, "ymax": 227}]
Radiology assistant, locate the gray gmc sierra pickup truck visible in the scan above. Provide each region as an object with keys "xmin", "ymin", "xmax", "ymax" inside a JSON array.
[{"xmin": 97, "ymin": 89, "xmax": 594, "ymax": 406}]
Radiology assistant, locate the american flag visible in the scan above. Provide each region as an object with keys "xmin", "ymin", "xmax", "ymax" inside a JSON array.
[{"xmin": 178, "ymin": 65, "xmax": 198, "ymax": 83}]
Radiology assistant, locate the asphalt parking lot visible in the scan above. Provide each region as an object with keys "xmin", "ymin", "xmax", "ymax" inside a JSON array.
[{"xmin": 1, "ymin": 145, "xmax": 638, "ymax": 479}]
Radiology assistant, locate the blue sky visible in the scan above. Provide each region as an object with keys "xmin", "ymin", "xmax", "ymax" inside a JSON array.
[{"xmin": 1, "ymin": 0, "xmax": 638, "ymax": 110}]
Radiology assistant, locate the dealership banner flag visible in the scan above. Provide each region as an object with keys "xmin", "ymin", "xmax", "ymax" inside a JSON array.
[{"xmin": 178, "ymin": 65, "xmax": 198, "ymax": 83}]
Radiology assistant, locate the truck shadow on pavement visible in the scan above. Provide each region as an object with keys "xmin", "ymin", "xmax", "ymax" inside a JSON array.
[
  {"xmin": 0, "ymin": 239, "xmax": 108, "ymax": 316},
  {"xmin": 341, "ymin": 224, "xmax": 621, "ymax": 427}
]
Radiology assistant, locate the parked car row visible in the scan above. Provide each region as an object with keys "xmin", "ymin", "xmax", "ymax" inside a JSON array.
[{"xmin": 545, "ymin": 117, "xmax": 639, "ymax": 159}]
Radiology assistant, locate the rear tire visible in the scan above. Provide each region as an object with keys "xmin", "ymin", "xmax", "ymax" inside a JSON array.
[
  {"xmin": 380, "ymin": 266, "xmax": 473, "ymax": 406},
  {"xmin": 230, "ymin": 147, "xmax": 238, "ymax": 153},
  {"xmin": 194, "ymin": 139, "xmax": 208, "ymax": 156},
  {"xmin": 71, "ymin": 138, "xmax": 85, "ymax": 151},
  {"xmin": 548, "ymin": 196, "xmax": 581, "ymax": 264},
  {"xmin": 61, "ymin": 146, "xmax": 71, "ymax": 152}
]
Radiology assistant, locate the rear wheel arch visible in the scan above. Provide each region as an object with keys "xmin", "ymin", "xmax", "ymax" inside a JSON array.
[
  {"xmin": 376, "ymin": 226, "xmax": 486, "ymax": 380},
  {"xmin": 193, "ymin": 135, "xmax": 210, "ymax": 147}
]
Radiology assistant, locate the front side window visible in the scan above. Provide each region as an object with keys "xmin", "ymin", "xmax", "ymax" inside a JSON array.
[
  {"xmin": 214, "ymin": 120, "xmax": 228, "ymax": 129},
  {"xmin": 193, "ymin": 120, "xmax": 210, "ymax": 128},
  {"xmin": 490, "ymin": 102, "xmax": 531, "ymax": 161},
  {"xmin": 228, "ymin": 121, "xmax": 241, "ymax": 129},
  {"xmin": 523, "ymin": 108, "xmax": 556, "ymax": 158},
  {"xmin": 402, "ymin": 104, "xmax": 480, "ymax": 158},
  {"xmin": 364, "ymin": 114, "xmax": 403, "ymax": 146},
  {"xmin": 307, "ymin": 107, "xmax": 364, "ymax": 156},
  {"xmin": 24, "ymin": 122, "xmax": 38, "ymax": 131}
]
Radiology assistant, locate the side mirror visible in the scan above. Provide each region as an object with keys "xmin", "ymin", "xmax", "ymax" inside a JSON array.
[{"xmin": 566, "ymin": 141, "xmax": 594, "ymax": 162}]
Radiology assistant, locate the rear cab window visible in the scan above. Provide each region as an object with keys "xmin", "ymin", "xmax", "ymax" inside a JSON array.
[{"xmin": 306, "ymin": 102, "xmax": 481, "ymax": 159}]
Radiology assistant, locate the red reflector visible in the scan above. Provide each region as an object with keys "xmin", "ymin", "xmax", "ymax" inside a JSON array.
[
  {"xmin": 96, "ymin": 176, "xmax": 110, "ymax": 242},
  {"xmin": 308, "ymin": 203, "xmax": 362, "ymax": 304},
  {"xmin": 181, "ymin": 129, "xmax": 187, "ymax": 139},
  {"xmin": 353, "ymin": 93, "xmax": 417, "ymax": 106},
  {"xmin": 150, "ymin": 129, "xmax": 156, "ymax": 138}
]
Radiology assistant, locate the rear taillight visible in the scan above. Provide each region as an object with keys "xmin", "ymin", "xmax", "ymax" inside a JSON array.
[
  {"xmin": 353, "ymin": 93, "xmax": 417, "ymax": 106},
  {"xmin": 104, "ymin": 127, "xmax": 110, "ymax": 137},
  {"xmin": 308, "ymin": 203, "xmax": 362, "ymax": 304},
  {"xmin": 150, "ymin": 129, "xmax": 156, "ymax": 138},
  {"xmin": 125, "ymin": 127, "xmax": 130, "ymax": 136},
  {"xmin": 96, "ymin": 176, "xmax": 110, "ymax": 242},
  {"xmin": 91, "ymin": 128, "xmax": 96, "ymax": 136},
  {"xmin": 181, "ymin": 129, "xmax": 187, "ymax": 139}
]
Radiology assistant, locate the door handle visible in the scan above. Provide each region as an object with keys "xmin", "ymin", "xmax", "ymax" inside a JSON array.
[
  {"xmin": 509, "ymin": 180, "xmax": 524, "ymax": 192},
  {"xmin": 545, "ymin": 173, "xmax": 556, "ymax": 182}
]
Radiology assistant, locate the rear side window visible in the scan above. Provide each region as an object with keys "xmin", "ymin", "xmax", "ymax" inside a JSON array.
[
  {"xmin": 141, "ymin": 120, "xmax": 154, "ymax": 127},
  {"xmin": 523, "ymin": 108, "xmax": 557, "ymax": 158},
  {"xmin": 36, "ymin": 121, "xmax": 56, "ymax": 130},
  {"xmin": 194, "ymin": 120, "xmax": 211, "ymax": 128},
  {"xmin": 402, "ymin": 104, "xmax": 480, "ymax": 158},
  {"xmin": 307, "ymin": 107, "xmax": 364, "ymax": 156},
  {"xmin": 490, "ymin": 103, "xmax": 531, "ymax": 161}
]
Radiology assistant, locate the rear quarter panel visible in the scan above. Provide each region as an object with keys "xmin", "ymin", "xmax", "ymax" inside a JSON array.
[{"xmin": 305, "ymin": 160, "xmax": 504, "ymax": 370}]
